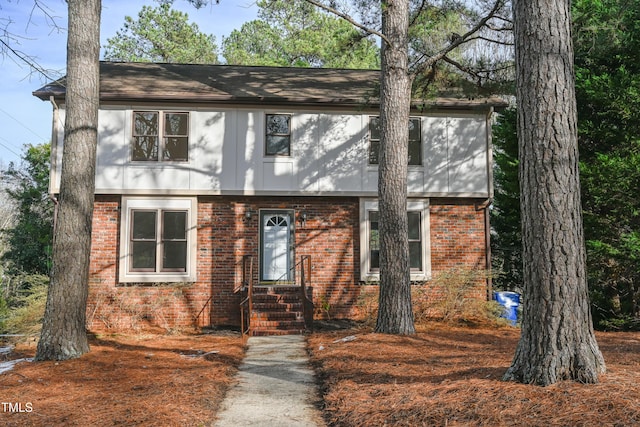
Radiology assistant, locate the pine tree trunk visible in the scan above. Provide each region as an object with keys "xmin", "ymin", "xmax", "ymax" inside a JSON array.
[
  {"xmin": 36, "ymin": 0, "xmax": 101, "ymax": 361},
  {"xmin": 503, "ymin": 0, "xmax": 605, "ymax": 385},
  {"xmin": 375, "ymin": 0, "xmax": 415, "ymax": 335}
]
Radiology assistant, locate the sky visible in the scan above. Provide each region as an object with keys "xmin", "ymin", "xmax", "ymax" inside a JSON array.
[{"xmin": 0, "ymin": 0, "xmax": 259, "ymax": 167}]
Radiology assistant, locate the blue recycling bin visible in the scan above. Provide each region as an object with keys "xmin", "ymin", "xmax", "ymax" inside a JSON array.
[{"xmin": 494, "ymin": 291, "xmax": 520, "ymax": 326}]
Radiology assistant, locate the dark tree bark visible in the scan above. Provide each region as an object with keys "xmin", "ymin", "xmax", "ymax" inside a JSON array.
[
  {"xmin": 374, "ymin": 0, "xmax": 415, "ymax": 335},
  {"xmin": 36, "ymin": 0, "xmax": 101, "ymax": 360},
  {"xmin": 503, "ymin": 0, "xmax": 605, "ymax": 385}
]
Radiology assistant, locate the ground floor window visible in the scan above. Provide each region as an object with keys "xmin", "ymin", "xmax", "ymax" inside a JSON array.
[
  {"xmin": 360, "ymin": 198, "xmax": 431, "ymax": 282},
  {"xmin": 119, "ymin": 197, "xmax": 197, "ymax": 283}
]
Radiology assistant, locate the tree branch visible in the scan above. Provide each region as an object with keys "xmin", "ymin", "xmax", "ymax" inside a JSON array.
[
  {"xmin": 302, "ymin": 0, "xmax": 390, "ymax": 45},
  {"xmin": 412, "ymin": 0, "xmax": 507, "ymax": 77}
]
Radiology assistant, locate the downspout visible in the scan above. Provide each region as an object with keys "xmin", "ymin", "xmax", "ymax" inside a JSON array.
[
  {"xmin": 49, "ymin": 96, "xmax": 60, "ymax": 230},
  {"xmin": 483, "ymin": 106, "xmax": 497, "ymax": 301},
  {"xmin": 475, "ymin": 198, "xmax": 493, "ymax": 301}
]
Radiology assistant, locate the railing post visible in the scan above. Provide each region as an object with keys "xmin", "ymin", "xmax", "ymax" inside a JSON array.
[
  {"xmin": 300, "ymin": 255, "xmax": 313, "ymax": 330},
  {"xmin": 240, "ymin": 255, "xmax": 254, "ymax": 339}
]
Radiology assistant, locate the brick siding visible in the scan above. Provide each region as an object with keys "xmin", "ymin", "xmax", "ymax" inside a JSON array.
[{"xmin": 87, "ymin": 195, "xmax": 489, "ymax": 331}]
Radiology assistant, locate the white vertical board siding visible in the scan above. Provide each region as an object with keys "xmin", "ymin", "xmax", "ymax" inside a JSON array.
[
  {"xmin": 423, "ymin": 115, "xmax": 449, "ymax": 193},
  {"xmin": 447, "ymin": 116, "xmax": 488, "ymax": 194},
  {"xmin": 190, "ymin": 110, "xmax": 232, "ymax": 191},
  {"xmin": 81, "ymin": 107, "xmax": 490, "ymax": 196},
  {"xmin": 236, "ymin": 111, "xmax": 260, "ymax": 191},
  {"xmin": 318, "ymin": 114, "xmax": 367, "ymax": 192},
  {"xmin": 95, "ymin": 109, "xmax": 126, "ymax": 190},
  {"xmin": 294, "ymin": 114, "xmax": 320, "ymax": 192}
]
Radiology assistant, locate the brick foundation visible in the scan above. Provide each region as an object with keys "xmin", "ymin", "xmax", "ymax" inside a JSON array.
[{"xmin": 87, "ymin": 195, "xmax": 489, "ymax": 331}]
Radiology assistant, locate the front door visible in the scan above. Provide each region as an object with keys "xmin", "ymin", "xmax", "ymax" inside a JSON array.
[{"xmin": 260, "ymin": 210, "xmax": 294, "ymax": 282}]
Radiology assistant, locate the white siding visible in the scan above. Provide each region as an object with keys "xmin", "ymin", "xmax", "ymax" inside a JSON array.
[{"xmin": 50, "ymin": 106, "xmax": 492, "ymax": 197}]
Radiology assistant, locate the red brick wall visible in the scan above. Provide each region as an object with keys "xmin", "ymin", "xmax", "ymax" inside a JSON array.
[{"xmin": 87, "ymin": 196, "xmax": 489, "ymax": 331}]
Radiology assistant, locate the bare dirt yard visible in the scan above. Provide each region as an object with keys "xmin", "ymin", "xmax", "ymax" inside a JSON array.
[{"xmin": 1, "ymin": 324, "xmax": 639, "ymax": 426}]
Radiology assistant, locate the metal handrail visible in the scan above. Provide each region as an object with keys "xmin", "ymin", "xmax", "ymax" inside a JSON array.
[
  {"xmin": 299, "ymin": 255, "xmax": 314, "ymax": 329},
  {"xmin": 193, "ymin": 295, "xmax": 213, "ymax": 328},
  {"xmin": 239, "ymin": 255, "xmax": 254, "ymax": 339},
  {"xmin": 239, "ymin": 254, "xmax": 315, "ymax": 338}
]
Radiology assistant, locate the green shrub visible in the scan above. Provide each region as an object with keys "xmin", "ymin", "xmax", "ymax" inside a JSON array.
[{"xmin": 1, "ymin": 274, "xmax": 48, "ymax": 337}]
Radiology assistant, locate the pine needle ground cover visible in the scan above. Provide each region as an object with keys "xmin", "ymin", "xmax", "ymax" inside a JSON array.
[
  {"xmin": 309, "ymin": 324, "xmax": 640, "ymax": 426},
  {"xmin": 1, "ymin": 332, "xmax": 244, "ymax": 426},
  {"xmin": 1, "ymin": 325, "xmax": 638, "ymax": 426}
]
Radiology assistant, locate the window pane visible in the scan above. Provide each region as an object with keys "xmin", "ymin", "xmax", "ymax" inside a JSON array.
[
  {"xmin": 163, "ymin": 241, "xmax": 187, "ymax": 271},
  {"xmin": 409, "ymin": 241, "xmax": 422, "ymax": 270},
  {"xmin": 132, "ymin": 136, "xmax": 158, "ymax": 161},
  {"xmin": 132, "ymin": 211, "xmax": 157, "ymax": 240},
  {"xmin": 408, "ymin": 140, "xmax": 421, "ymax": 165},
  {"xmin": 369, "ymin": 139, "xmax": 380, "ymax": 164},
  {"xmin": 134, "ymin": 112, "xmax": 158, "ymax": 136},
  {"xmin": 163, "ymin": 211, "xmax": 187, "ymax": 240},
  {"xmin": 369, "ymin": 117, "xmax": 380, "ymax": 164},
  {"xmin": 369, "ymin": 117, "xmax": 421, "ymax": 165},
  {"xmin": 369, "ymin": 211, "xmax": 380, "ymax": 270},
  {"xmin": 408, "ymin": 211, "xmax": 421, "ymax": 240},
  {"xmin": 266, "ymin": 114, "xmax": 290, "ymax": 134},
  {"xmin": 164, "ymin": 113, "xmax": 188, "ymax": 136},
  {"xmin": 163, "ymin": 137, "xmax": 188, "ymax": 161},
  {"xmin": 266, "ymin": 135, "xmax": 290, "ymax": 155},
  {"xmin": 370, "ymin": 117, "xmax": 381, "ymax": 140},
  {"xmin": 132, "ymin": 241, "xmax": 156, "ymax": 270},
  {"xmin": 408, "ymin": 119, "xmax": 421, "ymax": 140},
  {"xmin": 408, "ymin": 119, "xmax": 421, "ymax": 165}
]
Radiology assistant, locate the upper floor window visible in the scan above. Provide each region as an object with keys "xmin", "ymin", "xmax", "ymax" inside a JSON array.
[
  {"xmin": 132, "ymin": 111, "xmax": 189, "ymax": 162},
  {"xmin": 265, "ymin": 114, "xmax": 291, "ymax": 156},
  {"xmin": 369, "ymin": 116, "xmax": 422, "ymax": 165}
]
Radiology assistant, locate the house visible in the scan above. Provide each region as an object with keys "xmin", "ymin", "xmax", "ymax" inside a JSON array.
[{"xmin": 34, "ymin": 62, "xmax": 505, "ymax": 334}]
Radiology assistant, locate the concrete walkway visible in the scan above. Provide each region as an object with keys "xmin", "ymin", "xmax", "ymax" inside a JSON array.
[{"xmin": 213, "ymin": 335, "xmax": 326, "ymax": 427}]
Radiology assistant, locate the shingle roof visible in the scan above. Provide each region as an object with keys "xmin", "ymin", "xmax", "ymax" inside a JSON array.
[{"xmin": 33, "ymin": 61, "xmax": 506, "ymax": 109}]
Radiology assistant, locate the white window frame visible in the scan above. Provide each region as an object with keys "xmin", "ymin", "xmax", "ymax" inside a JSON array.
[
  {"xmin": 264, "ymin": 113, "xmax": 292, "ymax": 157},
  {"xmin": 131, "ymin": 110, "xmax": 190, "ymax": 162},
  {"xmin": 119, "ymin": 197, "xmax": 197, "ymax": 283},
  {"xmin": 368, "ymin": 116, "xmax": 423, "ymax": 166},
  {"xmin": 359, "ymin": 198, "xmax": 431, "ymax": 282}
]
